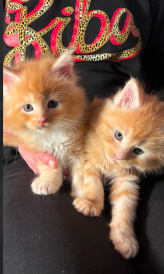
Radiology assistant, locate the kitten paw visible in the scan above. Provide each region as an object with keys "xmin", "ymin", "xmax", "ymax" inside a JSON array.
[
  {"xmin": 109, "ymin": 225, "xmax": 139, "ymax": 259},
  {"xmin": 31, "ymin": 178, "xmax": 59, "ymax": 195},
  {"xmin": 73, "ymin": 197, "xmax": 102, "ymax": 217}
]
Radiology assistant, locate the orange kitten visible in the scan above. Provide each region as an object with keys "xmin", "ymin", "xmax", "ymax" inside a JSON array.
[
  {"xmin": 73, "ymin": 78, "xmax": 164, "ymax": 258},
  {"xmin": 3, "ymin": 52, "xmax": 89, "ymax": 196}
]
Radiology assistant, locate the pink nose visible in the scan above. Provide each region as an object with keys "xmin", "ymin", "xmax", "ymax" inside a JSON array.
[{"xmin": 38, "ymin": 119, "xmax": 47, "ymax": 125}]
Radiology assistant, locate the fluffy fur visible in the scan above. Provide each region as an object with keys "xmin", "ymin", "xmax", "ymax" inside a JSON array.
[
  {"xmin": 73, "ymin": 78, "xmax": 164, "ymax": 258},
  {"xmin": 3, "ymin": 52, "xmax": 89, "ymax": 195}
]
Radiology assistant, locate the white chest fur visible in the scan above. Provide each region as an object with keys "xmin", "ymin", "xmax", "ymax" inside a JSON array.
[
  {"xmin": 22, "ymin": 129, "xmax": 76, "ymax": 168},
  {"xmin": 40, "ymin": 130, "xmax": 70, "ymax": 155}
]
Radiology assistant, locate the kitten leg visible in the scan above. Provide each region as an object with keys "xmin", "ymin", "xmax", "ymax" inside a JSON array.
[
  {"xmin": 109, "ymin": 175, "xmax": 140, "ymax": 258},
  {"xmin": 71, "ymin": 156, "xmax": 86, "ymax": 199},
  {"xmin": 31, "ymin": 161, "xmax": 63, "ymax": 195},
  {"xmin": 73, "ymin": 164, "xmax": 104, "ymax": 217},
  {"xmin": 71, "ymin": 164, "xmax": 84, "ymax": 199}
]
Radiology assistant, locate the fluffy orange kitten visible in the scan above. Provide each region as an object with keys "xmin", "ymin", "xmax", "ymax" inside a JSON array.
[
  {"xmin": 73, "ymin": 78, "xmax": 164, "ymax": 258},
  {"xmin": 3, "ymin": 52, "xmax": 89, "ymax": 195}
]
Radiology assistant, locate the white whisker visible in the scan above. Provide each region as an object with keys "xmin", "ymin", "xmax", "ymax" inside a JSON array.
[{"xmin": 60, "ymin": 117, "xmax": 84, "ymax": 124}]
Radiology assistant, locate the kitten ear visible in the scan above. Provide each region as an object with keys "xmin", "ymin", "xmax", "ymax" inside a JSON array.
[
  {"xmin": 114, "ymin": 78, "xmax": 143, "ymax": 109},
  {"xmin": 3, "ymin": 66, "xmax": 21, "ymax": 93},
  {"xmin": 51, "ymin": 51, "xmax": 74, "ymax": 80}
]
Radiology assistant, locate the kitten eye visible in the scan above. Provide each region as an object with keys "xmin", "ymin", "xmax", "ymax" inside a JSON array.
[
  {"xmin": 115, "ymin": 131, "xmax": 123, "ymax": 140},
  {"xmin": 133, "ymin": 147, "xmax": 144, "ymax": 155},
  {"xmin": 23, "ymin": 104, "xmax": 33, "ymax": 112},
  {"xmin": 48, "ymin": 100, "xmax": 58, "ymax": 108}
]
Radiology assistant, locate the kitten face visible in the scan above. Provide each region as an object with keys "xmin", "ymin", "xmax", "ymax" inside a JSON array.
[
  {"xmin": 3, "ymin": 53, "xmax": 86, "ymax": 135},
  {"xmin": 107, "ymin": 119, "xmax": 163, "ymax": 171},
  {"xmin": 97, "ymin": 79, "xmax": 164, "ymax": 172}
]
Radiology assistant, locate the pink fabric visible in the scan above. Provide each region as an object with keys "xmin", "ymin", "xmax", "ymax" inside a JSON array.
[
  {"xmin": 19, "ymin": 145, "xmax": 58, "ymax": 174},
  {"xmin": 4, "ymin": 125, "xmax": 58, "ymax": 174},
  {"xmin": 19, "ymin": 145, "xmax": 70, "ymax": 176}
]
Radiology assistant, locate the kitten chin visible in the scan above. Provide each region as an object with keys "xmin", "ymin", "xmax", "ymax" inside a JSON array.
[
  {"xmin": 116, "ymin": 160, "xmax": 132, "ymax": 169},
  {"xmin": 35, "ymin": 125, "xmax": 51, "ymax": 133}
]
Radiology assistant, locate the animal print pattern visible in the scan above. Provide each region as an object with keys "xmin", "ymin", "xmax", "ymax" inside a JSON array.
[{"xmin": 4, "ymin": 0, "xmax": 142, "ymax": 65}]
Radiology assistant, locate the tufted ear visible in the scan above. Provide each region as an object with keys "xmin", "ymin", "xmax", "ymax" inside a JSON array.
[
  {"xmin": 114, "ymin": 78, "xmax": 144, "ymax": 109},
  {"xmin": 51, "ymin": 51, "xmax": 74, "ymax": 80},
  {"xmin": 3, "ymin": 66, "xmax": 21, "ymax": 94}
]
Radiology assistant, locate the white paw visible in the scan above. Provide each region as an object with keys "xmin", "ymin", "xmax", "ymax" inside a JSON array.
[
  {"xmin": 73, "ymin": 197, "xmax": 102, "ymax": 217},
  {"xmin": 109, "ymin": 224, "xmax": 139, "ymax": 259},
  {"xmin": 31, "ymin": 178, "xmax": 60, "ymax": 195}
]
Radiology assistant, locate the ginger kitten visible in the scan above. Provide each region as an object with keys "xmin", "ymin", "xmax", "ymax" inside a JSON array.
[
  {"xmin": 73, "ymin": 78, "xmax": 164, "ymax": 258},
  {"xmin": 3, "ymin": 52, "xmax": 89, "ymax": 196}
]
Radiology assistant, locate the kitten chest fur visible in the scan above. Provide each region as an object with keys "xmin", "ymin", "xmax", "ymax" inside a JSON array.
[{"xmin": 21, "ymin": 129, "xmax": 82, "ymax": 169}]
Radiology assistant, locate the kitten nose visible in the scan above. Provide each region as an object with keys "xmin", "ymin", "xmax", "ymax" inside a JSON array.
[{"xmin": 38, "ymin": 119, "xmax": 47, "ymax": 125}]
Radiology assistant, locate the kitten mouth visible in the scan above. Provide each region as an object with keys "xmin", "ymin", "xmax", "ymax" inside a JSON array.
[
  {"xmin": 110, "ymin": 158, "xmax": 127, "ymax": 166},
  {"xmin": 111, "ymin": 158, "xmax": 117, "ymax": 163}
]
